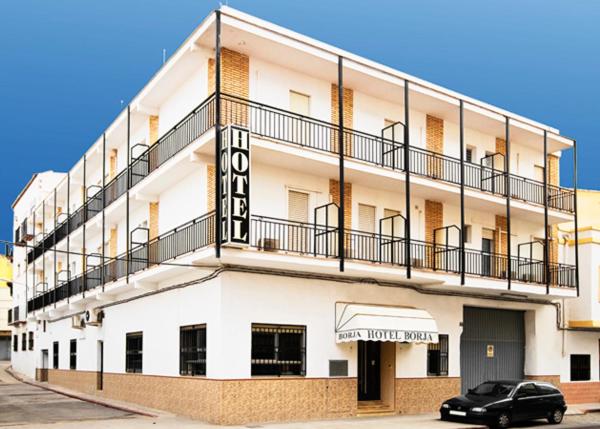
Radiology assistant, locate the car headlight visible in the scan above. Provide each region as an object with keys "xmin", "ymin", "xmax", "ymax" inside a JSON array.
[
  {"xmin": 471, "ymin": 407, "xmax": 487, "ymax": 413},
  {"xmin": 442, "ymin": 403, "xmax": 450, "ymax": 409}
]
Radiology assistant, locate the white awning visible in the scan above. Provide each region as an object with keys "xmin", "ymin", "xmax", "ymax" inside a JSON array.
[{"xmin": 335, "ymin": 302, "xmax": 439, "ymax": 344}]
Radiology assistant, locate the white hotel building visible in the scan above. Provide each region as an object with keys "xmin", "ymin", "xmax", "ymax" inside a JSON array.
[{"xmin": 9, "ymin": 7, "xmax": 595, "ymax": 425}]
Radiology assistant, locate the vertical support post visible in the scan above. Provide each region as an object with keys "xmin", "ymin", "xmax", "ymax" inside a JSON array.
[
  {"xmin": 574, "ymin": 139, "xmax": 580, "ymax": 296},
  {"xmin": 404, "ymin": 80, "xmax": 412, "ymax": 278},
  {"xmin": 53, "ymin": 189, "xmax": 57, "ymax": 307},
  {"xmin": 505, "ymin": 117, "xmax": 512, "ymax": 289},
  {"xmin": 102, "ymin": 133, "xmax": 106, "ymax": 292},
  {"xmin": 32, "ymin": 211, "xmax": 36, "ymax": 308},
  {"xmin": 338, "ymin": 56, "xmax": 345, "ymax": 272},
  {"xmin": 66, "ymin": 173, "xmax": 70, "ymax": 302},
  {"xmin": 126, "ymin": 105, "xmax": 131, "ymax": 282},
  {"xmin": 42, "ymin": 200, "xmax": 45, "ymax": 307},
  {"xmin": 543, "ymin": 131, "xmax": 550, "ymax": 294},
  {"xmin": 215, "ymin": 10, "xmax": 222, "ymax": 258},
  {"xmin": 82, "ymin": 154, "xmax": 86, "ymax": 297},
  {"xmin": 459, "ymin": 100, "xmax": 466, "ymax": 285}
]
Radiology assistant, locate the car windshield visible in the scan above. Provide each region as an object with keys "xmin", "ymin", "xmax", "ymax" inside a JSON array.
[{"xmin": 470, "ymin": 382, "xmax": 515, "ymax": 397}]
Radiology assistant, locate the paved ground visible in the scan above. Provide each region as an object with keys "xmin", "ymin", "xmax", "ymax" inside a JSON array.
[{"xmin": 2, "ymin": 361, "xmax": 600, "ymax": 428}]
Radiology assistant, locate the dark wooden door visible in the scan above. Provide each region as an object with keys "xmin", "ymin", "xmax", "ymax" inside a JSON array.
[{"xmin": 358, "ymin": 341, "xmax": 381, "ymax": 401}]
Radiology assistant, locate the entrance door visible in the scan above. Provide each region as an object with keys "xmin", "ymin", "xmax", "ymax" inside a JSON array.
[
  {"xmin": 358, "ymin": 341, "xmax": 381, "ymax": 401},
  {"xmin": 97, "ymin": 341, "xmax": 104, "ymax": 390},
  {"xmin": 481, "ymin": 229, "xmax": 495, "ymax": 277},
  {"xmin": 40, "ymin": 349, "xmax": 49, "ymax": 382}
]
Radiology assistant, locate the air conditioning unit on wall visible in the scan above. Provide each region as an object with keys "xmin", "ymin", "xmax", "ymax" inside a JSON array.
[
  {"xmin": 72, "ymin": 314, "xmax": 85, "ymax": 330},
  {"xmin": 85, "ymin": 308, "xmax": 105, "ymax": 326}
]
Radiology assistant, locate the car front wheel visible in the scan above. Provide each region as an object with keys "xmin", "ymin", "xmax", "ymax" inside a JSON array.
[
  {"xmin": 495, "ymin": 412, "xmax": 511, "ymax": 429},
  {"xmin": 548, "ymin": 408, "xmax": 564, "ymax": 424}
]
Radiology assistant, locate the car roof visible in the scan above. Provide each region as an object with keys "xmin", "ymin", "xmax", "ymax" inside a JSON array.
[{"xmin": 485, "ymin": 380, "xmax": 558, "ymax": 388}]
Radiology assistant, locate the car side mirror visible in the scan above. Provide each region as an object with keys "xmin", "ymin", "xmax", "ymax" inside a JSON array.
[{"xmin": 467, "ymin": 388, "xmax": 474, "ymax": 394}]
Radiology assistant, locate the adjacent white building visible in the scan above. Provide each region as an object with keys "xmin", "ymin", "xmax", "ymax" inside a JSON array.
[{"xmin": 9, "ymin": 7, "xmax": 591, "ymax": 425}]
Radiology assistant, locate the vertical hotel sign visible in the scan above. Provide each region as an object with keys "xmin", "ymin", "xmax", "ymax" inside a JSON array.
[{"xmin": 221, "ymin": 126, "xmax": 250, "ymax": 246}]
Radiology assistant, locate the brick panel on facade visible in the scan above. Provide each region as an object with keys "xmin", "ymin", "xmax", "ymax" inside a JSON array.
[
  {"xmin": 149, "ymin": 116, "xmax": 159, "ymax": 146},
  {"xmin": 208, "ymin": 48, "xmax": 249, "ymax": 126},
  {"xmin": 331, "ymin": 84, "xmax": 354, "ymax": 156},
  {"xmin": 426, "ymin": 115, "xmax": 444, "ymax": 178}
]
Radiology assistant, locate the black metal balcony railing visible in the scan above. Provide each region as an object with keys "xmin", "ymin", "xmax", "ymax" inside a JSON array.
[
  {"xmin": 249, "ymin": 215, "xmax": 576, "ymax": 289},
  {"xmin": 26, "ymin": 94, "xmax": 217, "ymax": 265},
  {"xmin": 26, "ymin": 92, "xmax": 574, "ymax": 267},
  {"xmin": 220, "ymin": 93, "xmax": 575, "ymax": 212},
  {"xmin": 27, "ymin": 211, "xmax": 216, "ymax": 313}
]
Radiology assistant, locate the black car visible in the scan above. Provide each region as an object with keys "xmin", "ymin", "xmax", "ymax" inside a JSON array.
[{"xmin": 440, "ymin": 380, "xmax": 567, "ymax": 428}]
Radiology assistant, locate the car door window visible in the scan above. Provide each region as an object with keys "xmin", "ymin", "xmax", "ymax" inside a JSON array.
[{"xmin": 517, "ymin": 383, "xmax": 537, "ymax": 397}]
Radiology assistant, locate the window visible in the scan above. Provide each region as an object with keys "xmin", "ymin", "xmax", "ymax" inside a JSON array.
[
  {"xmin": 180, "ymin": 325, "xmax": 207, "ymax": 376},
  {"xmin": 251, "ymin": 324, "xmax": 306, "ymax": 376},
  {"xmin": 28, "ymin": 332, "xmax": 34, "ymax": 351},
  {"xmin": 21, "ymin": 333, "xmax": 26, "ymax": 351},
  {"xmin": 536, "ymin": 383, "xmax": 559, "ymax": 395},
  {"xmin": 289, "ymin": 90, "xmax": 310, "ymax": 116},
  {"xmin": 516, "ymin": 383, "xmax": 538, "ymax": 397},
  {"xmin": 427, "ymin": 334, "xmax": 449, "ymax": 376},
  {"xmin": 571, "ymin": 354, "xmax": 591, "ymax": 381},
  {"xmin": 69, "ymin": 339, "xmax": 77, "ymax": 370},
  {"xmin": 52, "ymin": 341, "xmax": 59, "ymax": 369},
  {"xmin": 287, "ymin": 190, "xmax": 310, "ymax": 252},
  {"xmin": 466, "ymin": 146, "xmax": 475, "ymax": 163},
  {"xmin": 358, "ymin": 204, "xmax": 376, "ymax": 233},
  {"xmin": 125, "ymin": 332, "xmax": 143, "ymax": 373},
  {"xmin": 463, "ymin": 225, "xmax": 472, "ymax": 244},
  {"xmin": 13, "ymin": 335, "xmax": 17, "ymax": 352}
]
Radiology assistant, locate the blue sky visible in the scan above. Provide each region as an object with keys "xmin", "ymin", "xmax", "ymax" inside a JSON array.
[{"xmin": 1, "ymin": 0, "xmax": 598, "ymax": 240}]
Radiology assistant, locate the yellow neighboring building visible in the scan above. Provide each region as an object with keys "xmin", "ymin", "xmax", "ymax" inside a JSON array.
[{"xmin": 0, "ymin": 254, "xmax": 12, "ymax": 360}]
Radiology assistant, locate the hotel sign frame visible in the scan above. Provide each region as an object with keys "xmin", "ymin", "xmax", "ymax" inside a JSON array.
[{"xmin": 220, "ymin": 126, "xmax": 250, "ymax": 247}]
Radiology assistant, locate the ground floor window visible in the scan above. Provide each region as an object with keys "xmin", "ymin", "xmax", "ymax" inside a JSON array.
[
  {"xmin": 13, "ymin": 335, "xmax": 17, "ymax": 352},
  {"xmin": 125, "ymin": 332, "xmax": 143, "ymax": 373},
  {"xmin": 28, "ymin": 332, "xmax": 34, "ymax": 351},
  {"xmin": 427, "ymin": 334, "xmax": 449, "ymax": 376},
  {"xmin": 69, "ymin": 339, "xmax": 77, "ymax": 370},
  {"xmin": 180, "ymin": 325, "xmax": 206, "ymax": 376},
  {"xmin": 52, "ymin": 341, "xmax": 59, "ymax": 369},
  {"xmin": 21, "ymin": 333, "xmax": 26, "ymax": 351},
  {"xmin": 571, "ymin": 354, "xmax": 591, "ymax": 381},
  {"xmin": 251, "ymin": 324, "xmax": 306, "ymax": 376}
]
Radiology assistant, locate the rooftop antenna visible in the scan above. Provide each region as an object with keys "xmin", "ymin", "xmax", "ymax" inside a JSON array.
[{"xmin": 162, "ymin": 49, "xmax": 166, "ymax": 64}]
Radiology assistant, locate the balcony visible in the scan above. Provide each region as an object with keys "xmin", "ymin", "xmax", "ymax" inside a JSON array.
[
  {"xmin": 248, "ymin": 214, "xmax": 576, "ymax": 289},
  {"xmin": 25, "ymin": 92, "xmax": 575, "ymax": 266},
  {"xmin": 27, "ymin": 211, "xmax": 216, "ymax": 312}
]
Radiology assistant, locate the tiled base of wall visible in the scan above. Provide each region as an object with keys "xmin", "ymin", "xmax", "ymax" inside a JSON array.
[
  {"xmin": 45, "ymin": 369, "xmax": 357, "ymax": 425},
  {"xmin": 561, "ymin": 382, "xmax": 600, "ymax": 404},
  {"xmin": 395, "ymin": 377, "xmax": 461, "ymax": 414}
]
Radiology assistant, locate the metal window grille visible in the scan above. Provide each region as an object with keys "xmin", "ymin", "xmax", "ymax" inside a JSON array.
[
  {"xmin": 179, "ymin": 325, "xmax": 206, "ymax": 376},
  {"xmin": 251, "ymin": 324, "xmax": 306, "ymax": 376},
  {"xmin": 69, "ymin": 339, "xmax": 77, "ymax": 370},
  {"xmin": 13, "ymin": 335, "xmax": 17, "ymax": 352},
  {"xmin": 427, "ymin": 334, "xmax": 449, "ymax": 376},
  {"xmin": 28, "ymin": 332, "xmax": 34, "ymax": 351},
  {"xmin": 570, "ymin": 354, "xmax": 590, "ymax": 381},
  {"xmin": 125, "ymin": 332, "xmax": 143, "ymax": 373},
  {"xmin": 52, "ymin": 341, "xmax": 59, "ymax": 369},
  {"xmin": 21, "ymin": 333, "xmax": 26, "ymax": 351}
]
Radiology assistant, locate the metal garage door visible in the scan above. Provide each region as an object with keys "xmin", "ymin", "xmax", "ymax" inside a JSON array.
[{"xmin": 460, "ymin": 307, "xmax": 524, "ymax": 393}]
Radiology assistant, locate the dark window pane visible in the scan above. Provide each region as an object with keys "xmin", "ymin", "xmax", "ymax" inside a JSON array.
[
  {"xmin": 571, "ymin": 354, "xmax": 590, "ymax": 381},
  {"xmin": 53, "ymin": 341, "xmax": 59, "ymax": 369},
  {"xmin": 125, "ymin": 332, "xmax": 143, "ymax": 373},
  {"xmin": 251, "ymin": 324, "xmax": 306, "ymax": 376},
  {"xmin": 70, "ymin": 339, "xmax": 77, "ymax": 370},
  {"xmin": 179, "ymin": 325, "xmax": 206, "ymax": 376},
  {"xmin": 427, "ymin": 334, "xmax": 448, "ymax": 376}
]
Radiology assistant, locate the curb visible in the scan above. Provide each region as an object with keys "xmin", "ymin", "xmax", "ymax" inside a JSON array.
[{"xmin": 5, "ymin": 366, "xmax": 158, "ymax": 418}]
